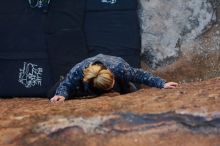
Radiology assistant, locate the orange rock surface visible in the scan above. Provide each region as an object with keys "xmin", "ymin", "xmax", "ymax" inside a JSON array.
[{"xmin": 1, "ymin": 77, "xmax": 220, "ymax": 146}]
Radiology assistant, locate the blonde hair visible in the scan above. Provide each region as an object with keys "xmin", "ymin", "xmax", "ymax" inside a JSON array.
[{"xmin": 83, "ymin": 64, "xmax": 114, "ymax": 90}]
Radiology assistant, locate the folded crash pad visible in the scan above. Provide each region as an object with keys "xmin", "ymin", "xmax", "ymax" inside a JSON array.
[
  {"xmin": 46, "ymin": 0, "xmax": 88, "ymax": 82},
  {"xmin": 0, "ymin": 0, "xmax": 88, "ymax": 97},
  {"xmin": 85, "ymin": 10, "xmax": 141, "ymax": 67}
]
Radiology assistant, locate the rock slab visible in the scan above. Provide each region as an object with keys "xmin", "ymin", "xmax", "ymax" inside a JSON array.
[{"xmin": 1, "ymin": 78, "xmax": 220, "ymax": 146}]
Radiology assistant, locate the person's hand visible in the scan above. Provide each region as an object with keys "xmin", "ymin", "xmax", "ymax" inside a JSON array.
[
  {"xmin": 50, "ymin": 95, "xmax": 65, "ymax": 103},
  {"xmin": 163, "ymin": 82, "xmax": 178, "ymax": 89}
]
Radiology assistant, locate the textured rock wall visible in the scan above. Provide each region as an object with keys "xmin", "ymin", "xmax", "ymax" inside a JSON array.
[{"xmin": 139, "ymin": 0, "xmax": 220, "ymax": 82}]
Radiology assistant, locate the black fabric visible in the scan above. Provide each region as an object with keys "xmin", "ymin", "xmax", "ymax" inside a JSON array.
[
  {"xmin": 45, "ymin": 0, "xmax": 86, "ymax": 33},
  {"xmin": 0, "ymin": 52, "xmax": 52, "ymax": 97},
  {"xmin": 0, "ymin": 12, "xmax": 47, "ymax": 53},
  {"xmin": 85, "ymin": 11, "xmax": 141, "ymax": 67},
  {"xmin": 0, "ymin": 0, "xmax": 88, "ymax": 97},
  {"xmin": 47, "ymin": 29, "xmax": 87, "ymax": 80},
  {"xmin": 86, "ymin": 0, "xmax": 137, "ymax": 11},
  {"xmin": 0, "ymin": 0, "xmax": 25, "ymax": 14},
  {"xmin": 0, "ymin": 2, "xmax": 53, "ymax": 97},
  {"xmin": 46, "ymin": 0, "xmax": 88, "ymax": 82}
]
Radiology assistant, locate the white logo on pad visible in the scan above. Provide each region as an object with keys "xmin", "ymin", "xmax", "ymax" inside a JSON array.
[
  {"xmin": 18, "ymin": 62, "xmax": 43, "ymax": 88},
  {"xmin": 101, "ymin": 0, "xmax": 117, "ymax": 4}
]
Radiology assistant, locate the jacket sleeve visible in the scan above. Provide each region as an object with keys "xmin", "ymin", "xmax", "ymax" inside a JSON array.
[
  {"xmin": 55, "ymin": 63, "xmax": 83, "ymax": 99},
  {"xmin": 123, "ymin": 63, "xmax": 166, "ymax": 88}
]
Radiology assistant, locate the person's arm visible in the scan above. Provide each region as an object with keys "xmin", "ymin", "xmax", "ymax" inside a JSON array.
[
  {"xmin": 115, "ymin": 60, "xmax": 165, "ymax": 88},
  {"xmin": 123, "ymin": 63, "xmax": 178, "ymax": 89},
  {"xmin": 50, "ymin": 63, "xmax": 84, "ymax": 102},
  {"xmin": 125, "ymin": 67, "xmax": 166, "ymax": 88}
]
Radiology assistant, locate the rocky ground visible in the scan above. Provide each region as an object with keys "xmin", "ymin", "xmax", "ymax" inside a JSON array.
[{"xmin": 1, "ymin": 77, "xmax": 220, "ymax": 146}]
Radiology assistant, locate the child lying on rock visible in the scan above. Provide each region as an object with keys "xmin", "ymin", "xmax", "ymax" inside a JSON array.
[{"xmin": 50, "ymin": 54, "xmax": 178, "ymax": 102}]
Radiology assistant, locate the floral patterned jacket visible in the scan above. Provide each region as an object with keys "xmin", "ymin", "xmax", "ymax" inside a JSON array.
[{"xmin": 55, "ymin": 54, "xmax": 166, "ymax": 99}]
